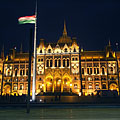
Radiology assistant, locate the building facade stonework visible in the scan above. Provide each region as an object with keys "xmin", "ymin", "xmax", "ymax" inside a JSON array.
[{"xmin": 0, "ymin": 23, "xmax": 120, "ymax": 96}]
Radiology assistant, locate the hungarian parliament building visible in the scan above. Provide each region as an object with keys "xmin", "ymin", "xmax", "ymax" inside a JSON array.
[{"xmin": 0, "ymin": 23, "xmax": 120, "ymax": 96}]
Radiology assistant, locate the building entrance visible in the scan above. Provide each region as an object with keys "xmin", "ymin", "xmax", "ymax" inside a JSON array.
[{"xmin": 54, "ymin": 78, "xmax": 61, "ymax": 92}]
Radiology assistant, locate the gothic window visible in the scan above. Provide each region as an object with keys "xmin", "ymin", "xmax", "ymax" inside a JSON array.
[
  {"xmin": 94, "ymin": 68, "xmax": 96, "ymax": 74},
  {"xmin": 23, "ymin": 70, "xmax": 25, "ymax": 75},
  {"xmin": 90, "ymin": 68, "xmax": 92, "ymax": 75},
  {"xmin": 20, "ymin": 70, "xmax": 22, "ymax": 76},
  {"xmin": 63, "ymin": 59, "xmax": 65, "ymax": 67},
  {"xmin": 40, "ymin": 50, "xmax": 42, "ymax": 53},
  {"xmin": 8, "ymin": 70, "xmax": 10, "ymax": 76},
  {"xmin": 67, "ymin": 59, "xmax": 69, "ymax": 67},
  {"xmin": 102, "ymin": 68, "xmax": 105, "ymax": 75},
  {"xmin": 97, "ymin": 68, "xmax": 99, "ymax": 74},
  {"xmin": 73, "ymin": 48, "xmax": 76, "ymax": 52},
  {"xmin": 82, "ymin": 68, "xmax": 84, "ymax": 74},
  {"xmin": 26, "ymin": 69, "xmax": 28, "ymax": 75},
  {"xmin": 48, "ymin": 49, "xmax": 51, "ymax": 53},
  {"xmin": 87, "ymin": 68, "xmax": 89, "ymax": 74},
  {"xmin": 55, "ymin": 59, "xmax": 57, "ymax": 67},
  {"xmin": 64, "ymin": 48, "xmax": 68, "ymax": 52},
  {"xmin": 15, "ymin": 70, "xmax": 17, "ymax": 76},
  {"xmin": 95, "ymin": 77, "xmax": 99, "ymax": 80},
  {"xmin": 38, "ymin": 59, "xmax": 40, "ymax": 62},
  {"xmin": 58, "ymin": 59, "xmax": 61, "ymax": 67},
  {"xmin": 72, "ymin": 58, "xmax": 74, "ymax": 61},
  {"xmin": 41, "ymin": 58, "xmax": 43, "ymax": 62},
  {"xmin": 110, "ymin": 67, "xmax": 113, "ymax": 72},
  {"xmin": 75, "ymin": 58, "xmax": 78, "ymax": 61},
  {"xmin": 46, "ymin": 60, "xmax": 49, "ymax": 67},
  {"xmin": 50, "ymin": 60, "xmax": 52, "ymax": 67}
]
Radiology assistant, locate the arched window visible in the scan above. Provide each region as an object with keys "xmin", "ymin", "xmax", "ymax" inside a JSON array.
[
  {"xmin": 63, "ymin": 59, "xmax": 65, "ymax": 67},
  {"xmin": 72, "ymin": 58, "xmax": 74, "ymax": 61},
  {"xmin": 73, "ymin": 48, "xmax": 76, "ymax": 52},
  {"xmin": 102, "ymin": 68, "xmax": 105, "ymax": 75},
  {"xmin": 82, "ymin": 68, "xmax": 84, "ymax": 74},
  {"xmin": 50, "ymin": 60, "xmax": 52, "ymax": 67},
  {"xmin": 20, "ymin": 70, "xmax": 22, "ymax": 76},
  {"xmin": 75, "ymin": 58, "xmax": 78, "ymax": 61},
  {"xmin": 40, "ymin": 50, "xmax": 42, "ymax": 53},
  {"xmin": 23, "ymin": 70, "xmax": 25, "ymax": 75},
  {"xmin": 46, "ymin": 60, "xmax": 49, "ymax": 67},
  {"xmin": 94, "ymin": 68, "xmax": 96, "ymax": 74},
  {"xmin": 15, "ymin": 70, "xmax": 17, "ymax": 76},
  {"xmin": 26, "ymin": 69, "xmax": 28, "ymax": 75},
  {"xmin": 87, "ymin": 68, "xmax": 89, "ymax": 74},
  {"xmin": 97, "ymin": 68, "xmax": 99, "ymax": 74},
  {"xmin": 110, "ymin": 67, "xmax": 113, "ymax": 72},
  {"xmin": 48, "ymin": 49, "xmax": 51, "ymax": 53},
  {"xmin": 58, "ymin": 59, "xmax": 61, "ymax": 67},
  {"xmin": 67, "ymin": 59, "xmax": 69, "ymax": 67},
  {"xmin": 38, "ymin": 59, "xmax": 40, "ymax": 62},
  {"xmin": 90, "ymin": 68, "xmax": 92, "ymax": 75},
  {"xmin": 55, "ymin": 59, "xmax": 57, "ymax": 67},
  {"xmin": 64, "ymin": 48, "xmax": 68, "ymax": 52},
  {"xmin": 41, "ymin": 58, "xmax": 43, "ymax": 62}
]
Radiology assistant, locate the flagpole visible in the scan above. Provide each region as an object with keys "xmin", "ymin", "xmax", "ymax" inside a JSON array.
[{"xmin": 32, "ymin": 0, "xmax": 37, "ymax": 101}]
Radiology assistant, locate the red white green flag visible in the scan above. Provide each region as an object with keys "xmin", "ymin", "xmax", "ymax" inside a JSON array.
[{"xmin": 18, "ymin": 15, "xmax": 36, "ymax": 24}]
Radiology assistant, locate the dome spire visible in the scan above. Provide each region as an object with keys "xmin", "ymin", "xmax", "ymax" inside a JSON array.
[
  {"xmin": 63, "ymin": 20, "xmax": 67, "ymax": 36},
  {"xmin": 109, "ymin": 40, "xmax": 111, "ymax": 46}
]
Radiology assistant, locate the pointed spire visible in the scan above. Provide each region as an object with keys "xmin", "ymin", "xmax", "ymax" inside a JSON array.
[
  {"xmin": 20, "ymin": 43, "xmax": 23, "ymax": 53},
  {"xmin": 63, "ymin": 20, "xmax": 67, "ymax": 36},
  {"xmin": 1, "ymin": 44, "xmax": 4, "ymax": 60},
  {"xmin": 109, "ymin": 40, "xmax": 111, "ymax": 46}
]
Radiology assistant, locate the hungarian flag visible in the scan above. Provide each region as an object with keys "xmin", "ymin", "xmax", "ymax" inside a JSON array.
[{"xmin": 18, "ymin": 15, "xmax": 36, "ymax": 24}]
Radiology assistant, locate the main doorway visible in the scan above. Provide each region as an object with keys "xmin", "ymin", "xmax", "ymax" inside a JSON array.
[{"xmin": 54, "ymin": 78, "xmax": 61, "ymax": 92}]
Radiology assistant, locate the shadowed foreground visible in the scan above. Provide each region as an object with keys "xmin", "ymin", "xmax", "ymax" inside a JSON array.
[{"xmin": 0, "ymin": 108, "xmax": 120, "ymax": 120}]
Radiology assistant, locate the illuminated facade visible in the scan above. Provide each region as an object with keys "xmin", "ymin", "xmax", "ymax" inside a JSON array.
[{"xmin": 0, "ymin": 23, "xmax": 120, "ymax": 96}]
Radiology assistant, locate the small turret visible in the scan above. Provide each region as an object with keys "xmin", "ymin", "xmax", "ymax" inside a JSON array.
[
  {"xmin": 1, "ymin": 45, "xmax": 4, "ymax": 60},
  {"xmin": 40, "ymin": 38, "xmax": 44, "ymax": 48}
]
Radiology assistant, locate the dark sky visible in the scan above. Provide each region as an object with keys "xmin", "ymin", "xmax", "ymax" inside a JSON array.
[{"xmin": 0, "ymin": 0, "xmax": 120, "ymax": 55}]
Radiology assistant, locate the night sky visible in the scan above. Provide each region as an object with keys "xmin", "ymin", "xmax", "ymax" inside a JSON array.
[{"xmin": 0, "ymin": 0, "xmax": 120, "ymax": 55}]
